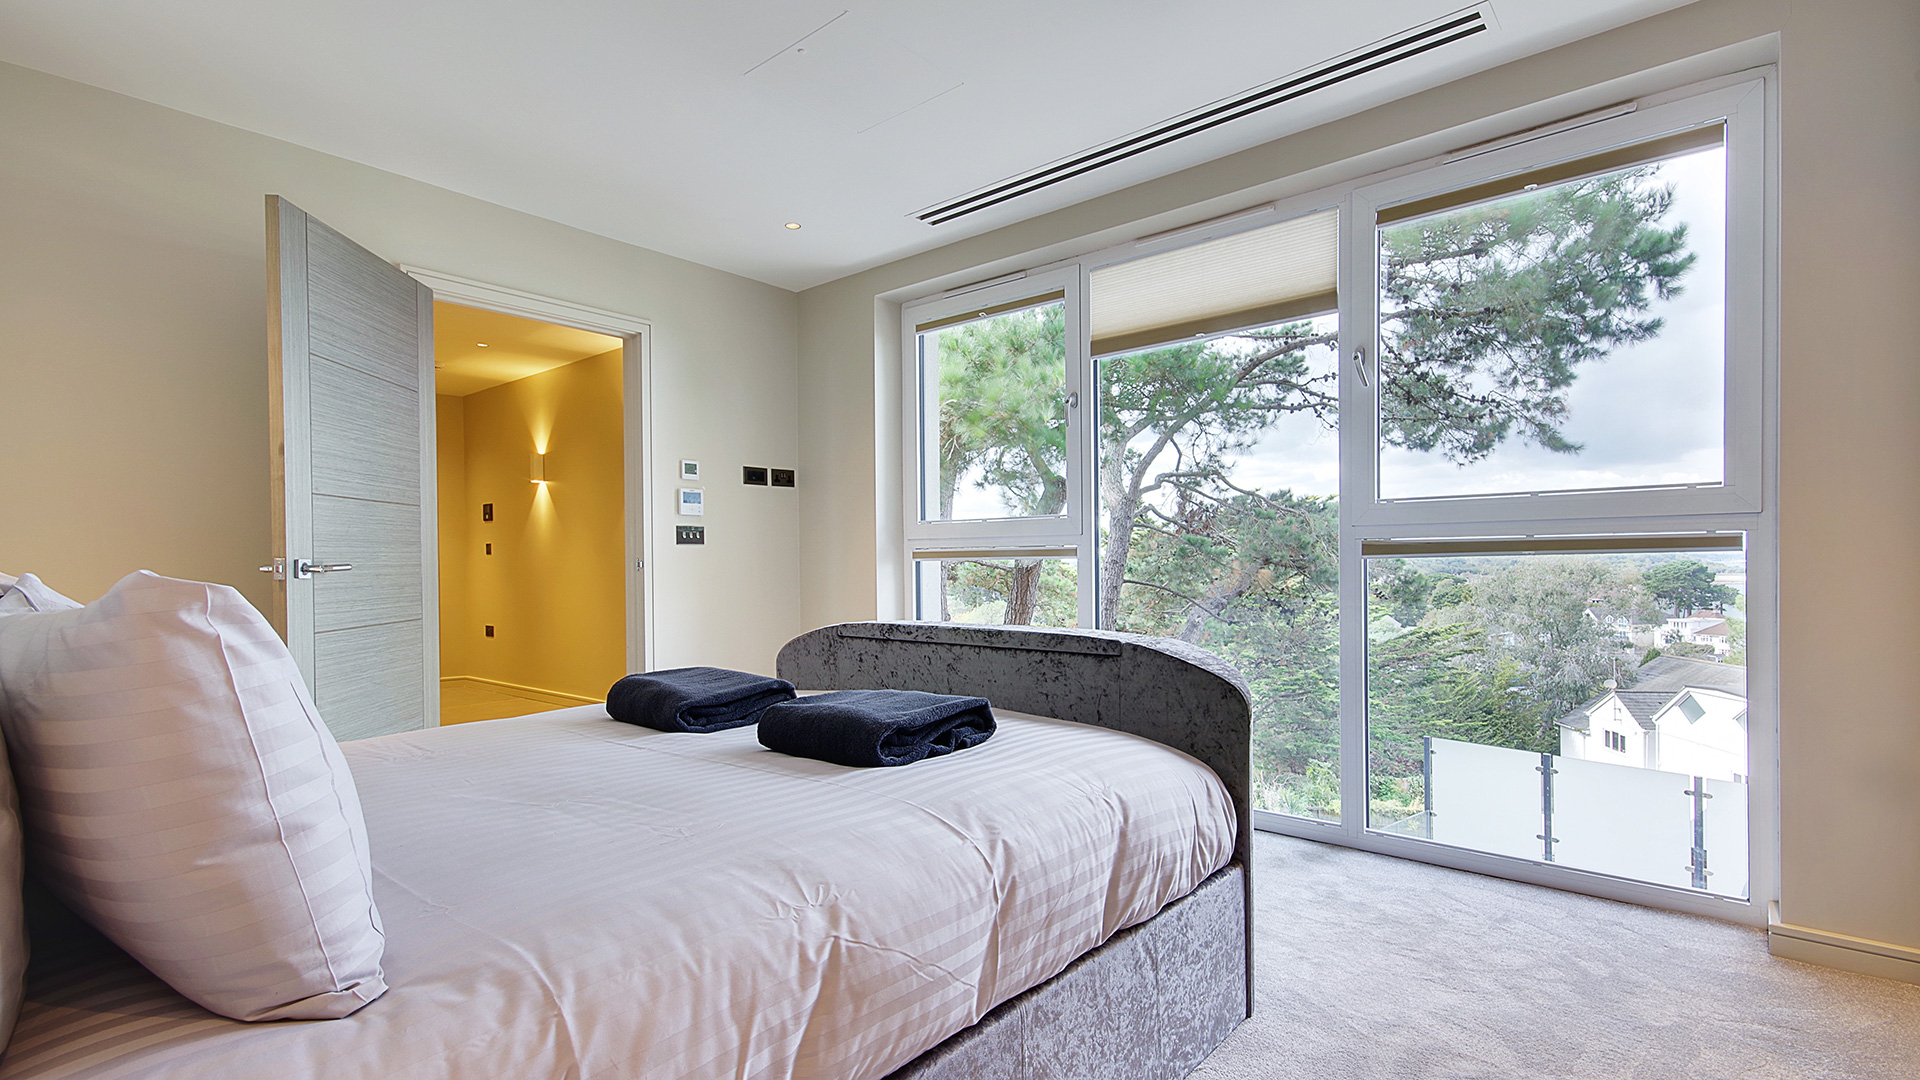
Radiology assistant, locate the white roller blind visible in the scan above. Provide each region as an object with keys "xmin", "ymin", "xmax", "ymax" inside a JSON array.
[{"xmin": 1089, "ymin": 208, "xmax": 1338, "ymax": 357}]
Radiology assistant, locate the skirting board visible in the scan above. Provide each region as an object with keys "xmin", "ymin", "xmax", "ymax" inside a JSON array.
[
  {"xmin": 1769, "ymin": 924, "xmax": 1920, "ymax": 986},
  {"xmin": 440, "ymin": 675, "xmax": 599, "ymax": 706},
  {"xmin": 886, "ymin": 864, "xmax": 1248, "ymax": 1080}
]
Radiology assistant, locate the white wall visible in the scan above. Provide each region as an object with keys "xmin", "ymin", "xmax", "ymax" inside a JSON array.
[
  {"xmin": 0, "ymin": 59, "xmax": 802, "ymax": 676},
  {"xmin": 796, "ymin": 0, "xmax": 1920, "ymax": 975}
]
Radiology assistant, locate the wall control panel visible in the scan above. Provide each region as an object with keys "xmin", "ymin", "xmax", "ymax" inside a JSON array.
[{"xmin": 676, "ymin": 525, "xmax": 705, "ymax": 545}]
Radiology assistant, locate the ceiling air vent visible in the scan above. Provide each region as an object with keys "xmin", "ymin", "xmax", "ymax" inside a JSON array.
[{"xmin": 914, "ymin": 5, "xmax": 1493, "ymax": 226}]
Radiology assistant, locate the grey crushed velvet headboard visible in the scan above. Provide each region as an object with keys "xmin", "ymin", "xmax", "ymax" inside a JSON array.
[{"xmin": 777, "ymin": 621, "xmax": 1255, "ymax": 998}]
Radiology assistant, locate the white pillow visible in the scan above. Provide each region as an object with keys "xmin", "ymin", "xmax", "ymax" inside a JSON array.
[
  {"xmin": 0, "ymin": 571, "xmax": 387, "ymax": 1021},
  {"xmin": 0, "ymin": 572, "xmax": 57, "ymax": 1047},
  {"xmin": 0, "ymin": 574, "xmax": 80, "ymax": 616},
  {"xmin": 0, "ymin": 716, "xmax": 23, "ymax": 1048}
]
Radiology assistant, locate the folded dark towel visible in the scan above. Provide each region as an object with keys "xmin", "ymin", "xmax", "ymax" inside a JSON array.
[
  {"xmin": 606, "ymin": 667, "xmax": 796, "ymax": 732},
  {"xmin": 757, "ymin": 689, "xmax": 996, "ymax": 768}
]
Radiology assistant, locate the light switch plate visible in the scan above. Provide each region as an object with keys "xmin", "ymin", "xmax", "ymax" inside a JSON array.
[{"xmin": 676, "ymin": 525, "xmax": 705, "ymax": 545}]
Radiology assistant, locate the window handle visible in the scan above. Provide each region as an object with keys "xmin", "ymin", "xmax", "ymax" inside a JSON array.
[
  {"xmin": 1353, "ymin": 346, "xmax": 1371, "ymax": 389},
  {"xmin": 1065, "ymin": 391, "xmax": 1081, "ymax": 409}
]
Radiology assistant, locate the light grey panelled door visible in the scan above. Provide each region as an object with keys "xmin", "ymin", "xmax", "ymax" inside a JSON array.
[{"xmin": 266, "ymin": 196, "xmax": 437, "ymax": 740}]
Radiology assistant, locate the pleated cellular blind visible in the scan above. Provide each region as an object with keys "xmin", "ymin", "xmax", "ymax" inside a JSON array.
[
  {"xmin": 1089, "ymin": 208, "xmax": 1338, "ymax": 357},
  {"xmin": 1376, "ymin": 123, "xmax": 1725, "ymax": 226},
  {"xmin": 1360, "ymin": 534, "xmax": 1744, "ymax": 558},
  {"xmin": 914, "ymin": 290, "xmax": 1067, "ymax": 334}
]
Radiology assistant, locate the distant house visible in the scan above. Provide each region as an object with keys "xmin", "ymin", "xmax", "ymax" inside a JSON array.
[
  {"xmin": 1557, "ymin": 656, "xmax": 1748, "ymax": 781},
  {"xmin": 1661, "ymin": 614, "xmax": 1735, "ymax": 655}
]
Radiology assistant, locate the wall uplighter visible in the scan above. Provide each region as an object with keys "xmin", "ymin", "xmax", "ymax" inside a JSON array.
[{"xmin": 530, "ymin": 452, "xmax": 547, "ymax": 485}]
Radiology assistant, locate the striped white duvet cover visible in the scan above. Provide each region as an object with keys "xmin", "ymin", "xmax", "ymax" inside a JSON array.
[{"xmin": 0, "ymin": 704, "xmax": 1234, "ymax": 1080}]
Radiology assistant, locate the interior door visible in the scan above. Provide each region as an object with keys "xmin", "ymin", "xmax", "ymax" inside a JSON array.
[{"xmin": 266, "ymin": 195, "xmax": 437, "ymax": 739}]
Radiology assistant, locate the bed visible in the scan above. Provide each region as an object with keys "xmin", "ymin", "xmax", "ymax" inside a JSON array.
[{"xmin": 0, "ymin": 621, "xmax": 1253, "ymax": 1080}]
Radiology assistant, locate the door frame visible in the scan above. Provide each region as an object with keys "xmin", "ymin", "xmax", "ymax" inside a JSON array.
[{"xmin": 399, "ymin": 266, "xmax": 658, "ymax": 685}]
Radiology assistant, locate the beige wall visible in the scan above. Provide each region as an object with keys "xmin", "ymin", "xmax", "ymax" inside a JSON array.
[
  {"xmin": 0, "ymin": 60, "xmax": 802, "ymax": 675},
  {"xmin": 441, "ymin": 351, "xmax": 627, "ymax": 701},
  {"xmin": 796, "ymin": 0, "xmax": 1920, "ymax": 969}
]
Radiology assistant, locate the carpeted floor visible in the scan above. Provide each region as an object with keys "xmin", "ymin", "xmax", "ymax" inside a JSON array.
[{"xmin": 1191, "ymin": 833, "xmax": 1920, "ymax": 1079}]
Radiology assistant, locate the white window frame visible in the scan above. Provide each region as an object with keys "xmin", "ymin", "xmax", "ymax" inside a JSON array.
[
  {"xmin": 893, "ymin": 74, "xmax": 1778, "ymax": 926},
  {"xmin": 900, "ymin": 268, "xmax": 1097, "ymax": 627},
  {"xmin": 1345, "ymin": 81, "xmax": 1767, "ymax": 526}
]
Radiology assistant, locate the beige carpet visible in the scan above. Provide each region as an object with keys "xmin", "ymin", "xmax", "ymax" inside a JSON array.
[{"xmin": 1193, "ymin": 833, "xmax": 1920, "ymax": 1079}]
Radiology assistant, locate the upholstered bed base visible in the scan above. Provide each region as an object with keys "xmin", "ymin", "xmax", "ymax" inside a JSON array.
[
  {"xmin": 887, "ymin": 864, "xmax": 1247, "ymax": 1080},
  {"xmin": 780, "ymin": 622, "xmax": 1256, "ymax": 1079}
]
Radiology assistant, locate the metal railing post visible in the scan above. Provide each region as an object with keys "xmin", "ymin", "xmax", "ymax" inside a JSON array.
[{"xmin": 1537, "ymin": 752, "xmax": 1558, "ymax": 862}]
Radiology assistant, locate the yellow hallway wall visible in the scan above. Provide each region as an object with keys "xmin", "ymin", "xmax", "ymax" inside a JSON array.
[
  {"xmin": 452, "ymin": 351, "xmax": 626, "ymax": 701},
  {"xmin": 435, "ymin": 395, "xmax": 470, "ymax": 678}
]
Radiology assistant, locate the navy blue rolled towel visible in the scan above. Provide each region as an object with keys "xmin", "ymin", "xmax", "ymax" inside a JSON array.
[
  {"xmin": 757, "ymin": 689, "xmax": 996, "ymax": 767},
  {"xmin": 606, "ymin": 667, "xmax": 796, "ymax": 732}
]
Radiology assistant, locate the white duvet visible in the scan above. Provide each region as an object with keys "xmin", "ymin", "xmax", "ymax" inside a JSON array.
[{"xmin": 0, "ymin": 705, "xmax": 1234, "ymax": 1080}]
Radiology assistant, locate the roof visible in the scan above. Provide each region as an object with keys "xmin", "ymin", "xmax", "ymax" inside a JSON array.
[
  {"xmin": 1557, "ymin": 691, "xmax": 1672, "ymax": 732},
  {"xmin": 1556, "ymin": 657, "xmax": 1748, "ymax": 732},
  {"xmin": 1631, "ymin": 655, "xmax": 1746, "ymax": 695}
]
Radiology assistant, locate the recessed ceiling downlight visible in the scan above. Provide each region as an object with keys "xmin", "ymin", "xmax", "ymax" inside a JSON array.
[{"xmin": 785, "ymin": 222, "xmax": 802, "ymax": 230}]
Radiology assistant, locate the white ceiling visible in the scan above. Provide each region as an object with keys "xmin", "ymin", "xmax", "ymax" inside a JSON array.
[
  {"xmin": 433, "ymin": 302, "xmax": 621, "ymax": 397},
  {"xmin": 0, "ymin": 1, "xmax": 1698, "ymax": 291}
]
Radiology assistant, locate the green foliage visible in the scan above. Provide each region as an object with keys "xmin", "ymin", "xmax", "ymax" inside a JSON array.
[
  {"xmin": 1256, "ymin": 759, "xmax": 1340, "ymax": 820},
  {"xmin": 1659, "ymin": 640, "xmax": 1719, "ymax": 660},
  {"xmin": 1725, "ymin": 616, "xmax": 1747, "ymax": 666},
  {"xmin": 932, "ymin": 305, "xmax": 1068, "ymax": 519},
  {"xmin": 1643, "ymin": 558, "xmax": 1738, "ymax": 616},
  {"xmin": 940, "ymin": 558, "xmax": 1077, "ymax": 627},
  {"xmin": 928, "ymin": 161, "xmax": 1707, "ymax": 815},
  {"xmin": 1377, "ymin": 170, "xmax": 1696, "ymax": 463},
  {"xmin": 1370, "ymin": 559, "xmax": 1438, "ymax": 626}
]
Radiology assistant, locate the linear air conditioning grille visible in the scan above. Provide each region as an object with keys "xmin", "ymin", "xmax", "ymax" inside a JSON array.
[{"xmin": 915, "ymin": 8, "xmax": 1491, "ymax": 226}]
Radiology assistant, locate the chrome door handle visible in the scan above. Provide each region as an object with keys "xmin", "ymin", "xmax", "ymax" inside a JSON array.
[{"xmin": 257, "ymin": 559, "xmax": 353, "ymax": 580}]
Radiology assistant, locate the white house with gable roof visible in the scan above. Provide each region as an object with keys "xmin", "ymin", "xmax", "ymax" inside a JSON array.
[{"xmin": 1558, "ymin": 656, "xmax": 1748, "ymax": 782}]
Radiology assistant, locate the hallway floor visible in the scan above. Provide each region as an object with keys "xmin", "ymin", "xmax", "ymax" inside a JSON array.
[{"xmin": 439, "ymin": 677, "xmax": 586, "ymax": 726}]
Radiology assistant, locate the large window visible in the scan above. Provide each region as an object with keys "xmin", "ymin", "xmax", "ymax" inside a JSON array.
[
  {"xmin": 899, "ymin": 79, "xmax": 1773, "ymax": 919},
  {"xmin": 1374, "ymin": 135, "xmax": 1728, "ymax": 500}
]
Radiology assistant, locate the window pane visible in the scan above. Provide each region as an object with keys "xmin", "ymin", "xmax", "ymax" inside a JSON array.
[
  {"xmin": 1096, "ymin": 314, "xmax": 1341, "ymax": 821},
  {"xmin": 917, "ymin": 300, "xmax": 1068, "ymax": 522},
  {"xmin": 1376, "ymin": 145, "xmax": 1726, "ymax": 499},
  {"xmin": 914, "ymin": 556, "xmax": 1079, "ymax": 627},
  {"xmin": 1366, "ymin": 544, "xmax": 1748, "ymax": 898}
]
